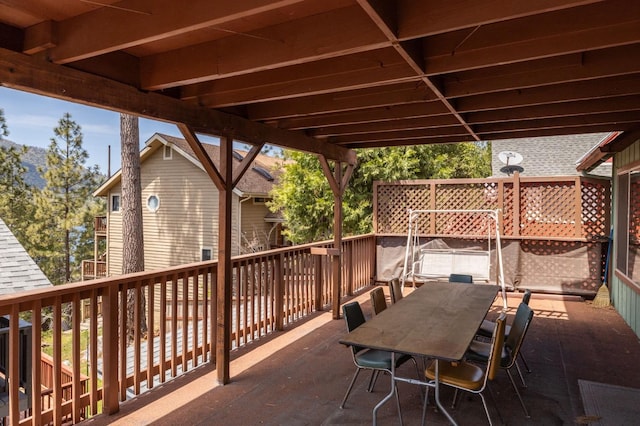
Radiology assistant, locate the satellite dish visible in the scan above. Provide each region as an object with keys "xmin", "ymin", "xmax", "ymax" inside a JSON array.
[{"xmin": 498, "ymin": 151, "xmax": 523, "ymax": 166}]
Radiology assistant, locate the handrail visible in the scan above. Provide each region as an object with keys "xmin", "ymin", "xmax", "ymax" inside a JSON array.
[{"xmin": 0, "ymin": 234, "xmax": 375, "ymax": 425}]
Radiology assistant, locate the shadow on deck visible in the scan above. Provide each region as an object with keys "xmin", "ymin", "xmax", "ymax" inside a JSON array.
[{"xmin": 85, "ymin": 288, "xmax": 640, "ymax": 426}]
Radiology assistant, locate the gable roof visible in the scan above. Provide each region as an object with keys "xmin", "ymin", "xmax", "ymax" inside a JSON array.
[
  {"xmin": 491, "ymin": 133, "xmax": 614, "ymax": 177},
  {"xmin": 0, "ymin": 218, "xmax": 53, "ymax": 296},
  {"xmin": 95, "ymin": 133, "xmax": 284, "ymax": 197}
]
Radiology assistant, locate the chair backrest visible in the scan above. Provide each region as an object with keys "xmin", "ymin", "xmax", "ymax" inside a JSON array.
[
  {"xmin": 342, "ymin": 302, "xmax": 367, "ymax": 354},
  {"xmin": 370, "ymin": 287, "xmax": 387, "ymax": 315},
  {"xmin": 522, "ymin": 289, "xmax": 532, "ymax": 305},
  {"xmin": 486, "ymin": 312, "xmax": 507, "ymax": 382},
  {"xmin": 449, "ymin": 273, "xmax": 473, "ymax": 284},
  {"xmin": 388, "ymin": 277, "xmax": 403, "ymax": 304},
  {"xmin": 504, "ymin": 303, "xmax": 534, "ymax": 365}
]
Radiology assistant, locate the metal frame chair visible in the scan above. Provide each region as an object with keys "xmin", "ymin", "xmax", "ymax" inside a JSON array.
[
  {"xmin": 477, "ymin": 289, "xmax": 533, "ymax": 375},
  {"xmin": 449, "ymin": 273, "xmax": 473, "ymax": 283},
  {"xmin": 340, "ymin": 301, "xmax": 414, "ymax": 423},
  {"xmin": 466, "ymin": 302, "xmax": 534, "ymax": 418},
  {"xmin": 388, "ymin": 277, "xmax": 404, "ymax": 304},
  {"xmin": 422, "ymin": 313, "xmax": 507, "ymax": 426},
  {"xmin": 370, "ymin": 287, "xmax": 387, "ymax": 315}
]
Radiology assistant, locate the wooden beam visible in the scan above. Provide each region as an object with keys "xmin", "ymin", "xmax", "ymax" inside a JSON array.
[
  {"xmin": 445, "ymin": 45, "xmax": 640, "ymax": 98},
  {"xmin": 177, "ymin": 124, "xmax": 225, "ymax": 190},
  {"xmin": 48, "ymin": 0, "xmax": 307, "ymax": 63},
  {"xmin": 421, "ymin": 0, "xmax": 640, "ymax": 75},
  {"xmin": 0, "ymin": 47, "xmax": 356, "ymax": 164},
  {"xmin": 139, "ymin": 5, "xmax": 389, "ymax": 90}
]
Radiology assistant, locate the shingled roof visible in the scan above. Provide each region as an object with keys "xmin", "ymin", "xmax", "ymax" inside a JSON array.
[
  {"xmin": 0, "ymin": 217, "xmax": 53, "ymax": 296},
  {"xmin": 96, "ymin": 133, "xmax": 284, "ymax": 197},
  {"xmin": 491, "ymin": 133, "xmax": 614, "ymax": 178}
]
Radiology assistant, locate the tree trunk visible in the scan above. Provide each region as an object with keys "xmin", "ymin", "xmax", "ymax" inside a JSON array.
[{"xmin": 120, "ymin": 113, "xmax": 147, "ymax": 344}]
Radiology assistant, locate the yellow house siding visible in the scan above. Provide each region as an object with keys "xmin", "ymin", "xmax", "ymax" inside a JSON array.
[
  {"xmin": 239, "ymin": 200, "xmax": 273, "ymax": 251},
  {"xmin": 105, "ymin": 145, "xmax": 243, "ymax": 275}
]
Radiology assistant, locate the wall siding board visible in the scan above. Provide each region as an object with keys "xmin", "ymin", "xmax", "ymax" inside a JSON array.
[
  {"xmin": 612, "ymin": 138, "xmax": 640, "ymax": 338},
  {"xmin": 104, "ymin": 140, "xmax": 254, "ymax": 276}
]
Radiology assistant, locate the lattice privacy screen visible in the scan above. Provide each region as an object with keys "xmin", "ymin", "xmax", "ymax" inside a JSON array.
[{"xmin": 374, "ymin": 176, "xmax": 609, "ymax": 241}]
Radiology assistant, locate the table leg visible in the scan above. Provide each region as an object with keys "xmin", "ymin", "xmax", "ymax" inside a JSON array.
[{"xmin": 434, "ymin": 359, "xmax": 457, "ymax": 426}]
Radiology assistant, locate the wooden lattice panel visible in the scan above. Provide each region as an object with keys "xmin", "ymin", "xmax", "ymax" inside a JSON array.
[
  {"xmin": 375, "ymin": 176, "xmax": 610, "ymax": 240},
  {"xmin": 432, "ymin": 183, "xmax": 499, "ymax": 236},
  {"xmin": 581, "ymin": 180, "xmax": 609, "ymax": 238},
  {"xmin": 375, "ymin": 184, "xmax": 431, "ymax": 233},
  {"xmin": 502, "ymin": 183, "xmax": 515, "ymax": 236},
  {"xmin": 519, "ymin": 181, "xmax": 576, "ymax": 237}
]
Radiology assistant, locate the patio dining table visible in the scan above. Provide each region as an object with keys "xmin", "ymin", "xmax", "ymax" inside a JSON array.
[{"xmin": 340, "ymin": 281, "xmax": 499, "ymax": 425}]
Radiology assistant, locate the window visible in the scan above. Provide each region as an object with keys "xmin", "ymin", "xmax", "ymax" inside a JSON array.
[
  {"xmin": 111, "ymin": 194, "xmax": 121, "ymax": 212},
  {"xmin": 163, "ymin": 144, "xmax": 172, "ymax": 160},
  {"xmin": 201, "ymin": 248, "xmax": 212, "ymax": 261},
  {"xmin": 147, "ymin": 194, "xmax": 160, "ymax": 212},
  {"xmin": 253, "ymin": 197, "xmax": 271, "ymax": 205},
  {"xmin": 615, "ymin": 166, "xmax": 640, "ymax": 286}
]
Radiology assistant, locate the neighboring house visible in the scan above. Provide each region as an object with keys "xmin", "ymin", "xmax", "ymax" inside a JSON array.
[
  {"xmin": 577, "ymin": 129, "xmax": 640, "ymax": 339},
  {"xmin": 0, "ymin": 217, "xmax": 53, "ymax": 295},
  {"xmin": 491, "ymin": 133, "xmax": 613, "ymax": 177},
  {"xmin": 93, "ymin": 133, "xmax": 285, "ymax": 277}
]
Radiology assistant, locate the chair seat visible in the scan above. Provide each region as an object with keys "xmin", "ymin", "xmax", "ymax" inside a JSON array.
[
  {"xmin": 354, "ymin": 348, "xmax": 411, "ymax": 370},
  {"xmin": 466, "ymin": 340, "xmax": 511, "ymax": 367},
  {"xmin": 425, "ymin": 360, "xmax": 485, "ymax": 391},
  {"xmin": 478, "ymin": 319, "xmax": 512, "ymax": 338}
]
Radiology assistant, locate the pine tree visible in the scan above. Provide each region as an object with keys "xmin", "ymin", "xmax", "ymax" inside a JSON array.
[
  {"xmin": 120, "ymin": 113, "xmax": 147, "ymax": 342},
  {"xmin": 0, "ymin": 109, "xmax": 34, "ymax": 245},
  {"xmin": 30, "ymin": 112, "xmax": 102, "ymax": 284}
]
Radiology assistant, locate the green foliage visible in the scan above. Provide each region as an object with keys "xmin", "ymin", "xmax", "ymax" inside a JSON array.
[
  {"xmin": 0, "ymin": 109, "xmax": 34, "ymax": 245},
  {"xmin": 269, "ymin": 143, "xmax": 491, "ymax": 244},
  {"xmin": 28, "ymin": 113, "xmax": 103, "ymax": 284}
]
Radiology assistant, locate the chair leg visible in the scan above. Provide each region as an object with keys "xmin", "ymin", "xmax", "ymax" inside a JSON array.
[
  {"xmin": 478, "ymin": 392, "xmax": 493, "ymax": 426},
  {"xmin": 506, "ymin": 368, "xmax": 530, "ymax": 418},
  {"xmin": 368, "ymin": 370, "xmax": 379, "ymax": 392},
  {"xmin": 514, "ymin": 359, "xmax": 527, "ymax": 388},
  {"xmin": 519, "ymin": 352, "xmax": 532, "ymax": 373},
  {"xmin": 421, "ymin": 383, "xmax": 431, "ymax": 426},
  {"xmin": 394, "ymin": 381, "xmax": 404, "ymax": 426},
  {"xmin": 340, "ymin": 367, "xmax": 362, "ymax": 409}
]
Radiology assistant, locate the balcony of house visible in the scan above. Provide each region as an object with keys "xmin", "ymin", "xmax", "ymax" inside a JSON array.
[{"xmin": 0, "ymin": 176, "xmax": 638, "ymax": 425}]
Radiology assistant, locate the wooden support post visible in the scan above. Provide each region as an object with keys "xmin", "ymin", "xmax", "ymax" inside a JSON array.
[
  {"xmin": 319, "ymin": 155, "xmax": 354, "ymax": 319},
  {"xmin": 216, "ymin": 135, "xmax": 233, "ymax": 385},
  {"xmin": 102, "ymin": 283, "xmax": 120, "ymax": 414}
]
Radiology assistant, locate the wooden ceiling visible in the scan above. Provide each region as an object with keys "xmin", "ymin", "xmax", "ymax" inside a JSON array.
[{"xmin": 1, "ymin": 0, "xmax": 640, "ymax": 163}]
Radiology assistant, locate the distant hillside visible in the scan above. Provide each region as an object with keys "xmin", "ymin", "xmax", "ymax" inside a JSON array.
[{"xmin": 0, "ymin": 139, "xmax": 47, "ymax": 188}]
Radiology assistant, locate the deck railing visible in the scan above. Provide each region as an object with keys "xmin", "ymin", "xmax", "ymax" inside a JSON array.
[{"xmin": 0, "ymin": 234, "xmax": 375, "ymax": 425}]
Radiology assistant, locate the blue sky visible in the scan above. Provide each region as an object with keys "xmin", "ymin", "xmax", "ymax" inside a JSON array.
[{"xmin": 1, "ymin": 86, "xmax": 197, "ymax": 174}]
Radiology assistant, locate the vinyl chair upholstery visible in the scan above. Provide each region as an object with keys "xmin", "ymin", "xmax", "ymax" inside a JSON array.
[
  {"xmin": 477, "ymin": 289, "xmax": 533, "ymax": 374},
  {"xmin": 370, "ymin": 287, "xmax": 387, "ymax": 315},
  {"xmin": 422, "ymin": 313, "xmax": 507, "ymax": 426},
  {"xmin": 466, "ymin": 303, "xmax": 534, "ymax": 418},
  {"xmin": 449, "ymin": 273, "xmax": 473, "ymax": 284},
  {"xmin": 340, "ymin": 301, "xmax": 413, "ymax": 422},
  {"xmin": 388, "ymin": 277, "xmax": 404, "ymax": 304}
]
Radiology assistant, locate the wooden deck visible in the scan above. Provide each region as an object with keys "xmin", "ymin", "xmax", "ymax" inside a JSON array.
[{"xmin": 85, "ymin": 288, "xmax": 640, "ymax": 425}]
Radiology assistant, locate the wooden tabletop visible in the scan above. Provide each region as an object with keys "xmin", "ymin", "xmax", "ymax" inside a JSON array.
[{"xmin": 340, "ymin": 282, "xmax": 498, "ymax": 361}]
